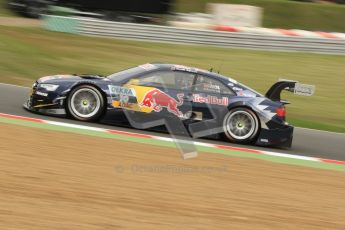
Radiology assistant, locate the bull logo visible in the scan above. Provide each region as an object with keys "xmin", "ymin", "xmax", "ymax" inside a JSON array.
[{"xmin": 140, "ymin": 89, "xmax": 184, "ymax": 117}]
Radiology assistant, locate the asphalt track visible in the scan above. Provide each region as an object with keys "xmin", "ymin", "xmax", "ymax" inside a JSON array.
[{"xmin": 1, "ymin": 83, "xmax": 345, "ymax": 161}]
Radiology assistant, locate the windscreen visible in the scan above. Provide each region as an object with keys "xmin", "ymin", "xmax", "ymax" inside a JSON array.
[{"xmin": 107, "ymin": 67, "xmax": 145, "ymax": 83}]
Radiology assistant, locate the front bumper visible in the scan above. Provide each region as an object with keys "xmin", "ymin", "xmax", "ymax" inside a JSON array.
[
  {"xmin": 255, "ymin": 125, "xmax": 294, "ymax": 148},
  {"xmin": 23, "ymin": 95, "xmax": 67, "ymax": 117}
]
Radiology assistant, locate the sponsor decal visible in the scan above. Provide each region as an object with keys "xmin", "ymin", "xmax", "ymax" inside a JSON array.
[
  {"xmin": 119, "ymin": 95, "xmax": 130, "ymax": 104},
  {"xmin": 140, "ymin": 89, "xmax": 184, "ymax": 117},
  {"xmin": 192, "ymin": 94, "xmax": 229, "ymax": 106},
  {"xmin": 171, "ymin": 65, "xmax": 198, "ymax": 73},
  {"xmin": 228, "ymin": 77, "xmax": 237, "ymax": 84},
  {"xmin": 139, "ymin": 63, "xmax": 157, "ymax": 71},
  {"xmin": 108, "ymin": 85, "xmax": 136, "ymax": 97},
  {"xmin": 203, "ymin": 83, "xmax": 220, "ymax": 92},
  {"xmin": 294, "ymin": 83, "xmax": 315, "ymax": 96},
  {"xmin": 232, "ymin": 87, "xmax": 243, "ymax": 91},
  {"xmin": 36, "ymin": 91, "xmax": 48, "ymax": 97},
  {"xmin": 236, "ymin": 90, "xmax": 256, "ymax": 97},
  {"xmin": 109, "ymin": 85, "xmax": 138, "ymax": 109},
  {"xmin": 33, "ymin": 103, "xmax": 56, "ymax": 108},
  {"xmin": 194, "ymin": 68, "xmax": 210, "ymax": 74}
]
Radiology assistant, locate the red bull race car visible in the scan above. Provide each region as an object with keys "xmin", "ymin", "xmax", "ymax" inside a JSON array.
[{"xmin": 24, "ymin": 63, "xmax": 315, "ymax": 148}]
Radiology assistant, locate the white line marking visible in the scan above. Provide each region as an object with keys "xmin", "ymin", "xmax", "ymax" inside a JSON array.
[
  {"xmin": 262, "ymin": 151, "xmax": 319, "ymax": 161},
  {"xmin": 10, "ymin": 114, "xmax": 316, "ymax": 161},
  {"xmin": 193, "ymin": 141, "xmax": 215, "ymax": 148},
  {"xmin": 152, "ymin": 136, "xmax": 174, "ymax": 142},
  {"xmin": 42, "ymin": 120, "xmax": 329, "ymax": 163},
  {"xmin": 296, "ymin": 127, "xmax": 345, "ymax": 136},
  {"xmin": 0, "ymin": 83, "xmax": 30, "ymax": 89},
  {"xmin": 3, "ymin": 112, "xmax": 345, "ymax": 164},
  {"xmin": 47, "ymin": 120, "xmax": 107, "ymax": 132}
]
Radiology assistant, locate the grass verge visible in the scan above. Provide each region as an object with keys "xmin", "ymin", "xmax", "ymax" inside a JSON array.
[
  {"xmin": 1, "ymin": 116, "xmax": 344, "ymax": 171},
  {"xmin": 0, "ymin": 0, "xmax": 15, "ymax": 17},
  {"xmin": 0, "ymin": 26, "xmax": 344, "ymax": 133}
]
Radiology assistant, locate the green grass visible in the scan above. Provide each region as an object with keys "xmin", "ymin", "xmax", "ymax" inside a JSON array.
[
  {"xmin": 2, "ymin": 116, "xmax": 345, "ymax": 171},
  {"xmin": 175, "ymin": 0, "xmax": 345, "ymax": 32},
  {"xmin": 0, "ymin": 0, "xmax": 15, "ymax": 16},
  {"xmin": 0, "ymin": 26, "xmax": 345, "ymax": 133}
]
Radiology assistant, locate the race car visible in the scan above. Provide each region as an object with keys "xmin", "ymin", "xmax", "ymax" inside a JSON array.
[{"xmin": 23, "ymin": 63, "xmax": 315, "ymax": 148}]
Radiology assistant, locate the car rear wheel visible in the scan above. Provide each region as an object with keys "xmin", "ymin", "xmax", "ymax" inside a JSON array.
[
  {"xmin": 67, "ymin": 85, "xmax": 104, "ymax": 121},
  {"xmin": 223, "ymin": 108, "xmax": 259, "ymax": 144}
]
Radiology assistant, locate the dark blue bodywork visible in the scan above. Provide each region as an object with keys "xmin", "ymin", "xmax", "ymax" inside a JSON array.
[{"xmin": 24, "ymin": 63, "xmax": 293, "ymax": 148}]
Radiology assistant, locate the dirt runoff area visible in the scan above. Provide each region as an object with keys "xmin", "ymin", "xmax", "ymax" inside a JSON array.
[
  {"xmin": 0, "ymin": 124, "xmax": 345, "ymax": 230},
  {"xmin": 0, "ymin": 16, "xmax": 41, "ymax": 27}
]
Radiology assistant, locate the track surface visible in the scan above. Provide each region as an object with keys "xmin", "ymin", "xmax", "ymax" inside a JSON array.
[{"xmin": 1, "ymin": 83, "xmax": 345, "ymax": 161}]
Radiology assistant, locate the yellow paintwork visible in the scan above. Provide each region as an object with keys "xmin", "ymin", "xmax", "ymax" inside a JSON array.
[
  {"xmin": 33, "ymin": 103, "xmax": 56, "ymax": 108},
  {"xmin": 112, "ymin": 80, "xmax": 155, "ymax": 113}
]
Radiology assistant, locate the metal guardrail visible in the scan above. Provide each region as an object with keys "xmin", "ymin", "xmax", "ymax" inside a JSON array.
[{"xmin": 44, "ymin": 16, "xmax": 345, "ymax": 55}]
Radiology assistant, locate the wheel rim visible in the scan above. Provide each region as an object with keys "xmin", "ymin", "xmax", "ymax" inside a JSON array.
[
  {"xmin": 225, "ymin": 110, "xmax": 256, "ymax": 140},
  {"xmin": 70, "ymin": 88, "xmax": 101, "ymax": 118}
]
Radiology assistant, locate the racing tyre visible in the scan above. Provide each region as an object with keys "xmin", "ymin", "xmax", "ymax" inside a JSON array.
[
  {"xmin": 67, "ymin": 85, "xmax": 105, "ymax": 121},
  {"xmin": 223, "ymin": 108, "xmax": 259, "ymax": 144}
]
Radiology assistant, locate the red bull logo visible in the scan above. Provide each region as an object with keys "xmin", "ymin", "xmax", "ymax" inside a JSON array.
[
  {"xmin": 192, "ymin": 94, "xmax": 229, "ymax": 106},
  {"xmin": 140, "ymin": 89, "xmax": 184, "ymax": 117}
]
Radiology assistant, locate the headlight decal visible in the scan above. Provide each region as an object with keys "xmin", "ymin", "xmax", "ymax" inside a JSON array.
[{"xmin": 39, "ymin": 84, "xmax": 59, "ymax": 91}]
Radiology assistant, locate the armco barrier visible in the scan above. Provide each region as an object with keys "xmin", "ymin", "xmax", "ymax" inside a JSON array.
[
  {"xmin": 44, "ymin": 15, "xmax": 79, "ymax": 33},
  {"xmin": 43, "ymin": 15, "xmax": 345, "ymax": 55}
]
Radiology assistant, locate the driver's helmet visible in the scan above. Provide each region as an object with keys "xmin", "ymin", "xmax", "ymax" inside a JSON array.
[
  {"xmin": 195, "ymin": 76, "xmax": 208, "ymax": 91},
  {"xmin": 175, "ymin": 73, "xmax": 193, "ymax": 89}
]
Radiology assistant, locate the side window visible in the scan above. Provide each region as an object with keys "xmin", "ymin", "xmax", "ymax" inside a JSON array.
[
  {"xmin": 138, "ymin": 71, "xmax": 174, "ymax": 88},
  {"xmin": 174, "ymin": 71, "xmax": 195, "ymax": 90},
  {"xmin": 194, "ymin": 75, "xmax": 234, "ymax": 95},
  {"xmin": 137, "ymin": 70, "xmax": 195, "ymax": 90}
]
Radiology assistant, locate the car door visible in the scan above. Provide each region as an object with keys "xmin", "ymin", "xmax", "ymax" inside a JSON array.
[
  {"xmin": 114, "ymin": 69, "xmax": 196, "ymax": 118},
  {"xmin": 191, "ymin": 74, "xmax": 235, "ymax": 121}
]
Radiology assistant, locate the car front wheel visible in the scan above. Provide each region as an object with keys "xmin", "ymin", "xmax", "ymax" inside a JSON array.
[
  {"xmin": 67, "ymin": 85, "xmax": 104, "ymax": 121},
  {"xmin": 223, "ymin": 108, "xmax": 259, "ymax": 144}
]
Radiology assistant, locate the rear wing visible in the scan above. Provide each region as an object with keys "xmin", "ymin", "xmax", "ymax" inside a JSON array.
[{"xmin": 265, "ymin": 80, "xmax": 315, "ymax": 104}]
